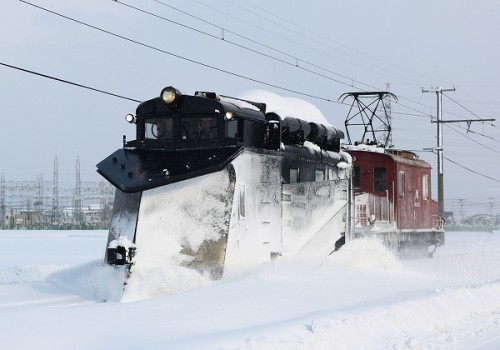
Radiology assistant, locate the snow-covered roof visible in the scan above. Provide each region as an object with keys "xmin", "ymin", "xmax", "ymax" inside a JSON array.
[
  {"xmin": 343, "ymin": 143, "xmax": 386, "ymax": 153},
  {"xmin": 237, "ymin": 90, "xmax": 330, "ymax": 125}
]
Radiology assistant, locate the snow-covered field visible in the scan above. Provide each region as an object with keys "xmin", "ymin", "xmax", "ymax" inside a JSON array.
[{"xmin": 1, "ymin": 230, "xmax": 499, "ymax": 349}]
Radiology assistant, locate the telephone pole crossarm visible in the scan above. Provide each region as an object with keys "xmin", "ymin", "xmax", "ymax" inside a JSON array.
[{"xmin": 431, "ymin": 118, "xmax": 495, "ymax": 124}]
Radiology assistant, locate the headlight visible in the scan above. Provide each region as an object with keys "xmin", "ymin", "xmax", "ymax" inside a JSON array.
[
  {"xmin": 161, "ymin": 86, "xmax": 180, "ymax": 104},
  {"xmin": 125, "ymin": 114, "xmax": 136, "ymax": 123},
  {"xmin": 225, "ymin": 111, "xmax": 234, "ymax": 120}
]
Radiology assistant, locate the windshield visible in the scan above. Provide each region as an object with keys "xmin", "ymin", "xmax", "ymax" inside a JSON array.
[
  {"xmin": 145, "ymin": 118, "xmax": 174, "ymax": 140},
  {"xmin": 142, "ymin": 114, "xmax": 220, "ymax": 145},
  {"xmin": 181, "ymin": 115, "xmax": 217, "ymax": 141}
]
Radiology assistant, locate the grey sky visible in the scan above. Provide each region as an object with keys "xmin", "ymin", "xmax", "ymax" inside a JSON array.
[{"xmin": 1, "ymin": 0, "xmax": 499, "ymax": 216}]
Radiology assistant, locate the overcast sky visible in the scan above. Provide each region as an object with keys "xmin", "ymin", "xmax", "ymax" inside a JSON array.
[{"xmin": 1, "ymin": 0, "xmax": 499, "ymax": 216}]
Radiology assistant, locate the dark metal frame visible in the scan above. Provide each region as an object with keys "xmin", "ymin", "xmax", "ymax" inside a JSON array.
[{"xmin": 339, "ymin": 91, "xmax": 397, "ymax": 147}]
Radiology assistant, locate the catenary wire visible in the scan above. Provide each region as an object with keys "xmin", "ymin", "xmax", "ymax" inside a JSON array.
[
  {"xmin": 235, "ymin": 0, "xmax": 438, "ymax": 86},
  {"xmin": 18, "ymin": 0, "xmax": 499, "ymax": 149},
  {"xmin": 114, "ymin": 0, "xmax": 360, "ymax": 90},
  {"xmin": 205, "ymin": 0, "xmax": 428, "ymax": 87},
  {"xmin": 447, "ymin": 122, "xmax": 497, "ymax": 142},
  {"xmin": 146, "ymin": 0, "xmax": 490, "ymax": 128},
  {"xmin": 0, "ymin": 61, "xmax": 141, "ymax": 103},
  {"xmin": 116, "ymin": 0, "xmax": 456, "ymax": 122},
  {"xmin": 151, "ymin": 0, "xmax": 396, "ymax": 91},
  {"xmin": 188, "ymin": 0, "xmax": 406, "ymax": 86},
  {"xmin": 443, "ymin": 92, "xmax": 494, "ymax": 122},
  {"xmin": 19, "ymin": 0, "xmax": 466, "ymax": 126},
  {"xmin": 445, "ymin": 124, "xmax": 499, "ymax": 153},
  {"xmin": 444, "ymin": 155, "xmax": 500, "ymax": 183},
  {"xmin": 18, "ymin": 0, "xmax": 342, "ymax": 104},
  {"xmin": 195, "ymin": 0, "xmax": 499, "ymax": 129}
]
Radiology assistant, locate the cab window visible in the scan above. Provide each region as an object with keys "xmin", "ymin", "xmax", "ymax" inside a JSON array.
[
  {"xmin": 422, "ymin": 174, "xmax": 429, "ymax": 200},
  {"xmin": 227, "ymin": 119, "xmax": 238, "ymax": 140},
  {"xmin": 145, "ymin": 118, "xmax": 174, "ymax": 140},
  {"xmin": 374, "ymin": 167, "xmax": 386, "ymax": 192},
  {"xmin": 290, "ymin": 168, "xmax": 299, "ymax": 183},
  {"xmin": 181, "ymin": 115, "xmax": 217, "ymax": 140},
  {"xmin": 353, "ymin": 166, "xmax": 360, "ymax": 187},
  {"xmin": 315, "ymin": 170, "xmax": 325, "ymax": 182}
]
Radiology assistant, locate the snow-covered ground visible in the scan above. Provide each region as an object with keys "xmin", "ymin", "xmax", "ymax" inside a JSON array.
[{"xmin": 1, "ymin": 230, "xmax": 499, "ymax": 349}]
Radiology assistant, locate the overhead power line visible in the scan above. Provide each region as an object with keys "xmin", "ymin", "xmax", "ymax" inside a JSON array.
[
  {"xmin": 17, "ymin": 0, "xmax": 498, "ymax": 142},
  {"xmin": 117, "ymin": 0, "xmax": 456, "ymax": 123},
  {"xmin": 0, "ymin": 61, "xmax": 141, "ymax": 103},
  {"xmin": 443, "ymin": 92, "xmax": 495, "ymax": 122},
  {"xmin": 208, "ymin": 0, "xmax": 500, "ymax": 127},
  {"xmin": 448, "ymin": 122, "xmax": 497, "ymax": 141},
  {"xmin": 19, "ymin": 0, "xmax": 455, "ymax": 123},
  {"xmin": 446, "ymin": 124, "xmax": 499, "ymax": 153},
  {"xmin": 188, "ymin": 0, "xmax": 399, "ymax": 86},
  {"xmin": 444, "ymin": 155, "xmax": 500, "ymax": 183},
  {"xmin": 115, "ymin": 0, "xmax": 359, "ymax": 90},
  {"xmin": 235, "ymin": 0, "xmax": 438, "ymax": 86},
  {"xmin": 448, "ymin": 195, "xmax": 500, "ymax": 200},
  {"xmin": 19, "ymin": 0, "xmax": 343, "ymax": 104},
  {"xmin": 146, "ymin": 0, "xmax": 487, "ymax": 127},
  {"xmin": 201, "ymin": 0, "xmax": 428, "ymax": 87}
]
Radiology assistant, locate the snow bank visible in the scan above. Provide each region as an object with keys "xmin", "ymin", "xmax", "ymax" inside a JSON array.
[
  {"xmin": 47, "ymin": 261, "xmax": 128, "ymax": 302},
  {"xmin": 2, "ymin": 231, "xmax": 500, "ymax": 349},
  {"xmin": 233, "ymin": 280, "xmax": 500, "ymax": 350},
  {"xmin": 406, "ymin": 232, "xmax": 500, "ymax": 285},
  {"xmin": 122, "ymin": 264, "xmax": 214, "ymax": 302},
  {"xmin": 323, "ymin": 237, "xmax": 403, "ymax": 271},
  {"xmin": 0, "ymin": 264, "xmax": 65, "ymax": 284}
]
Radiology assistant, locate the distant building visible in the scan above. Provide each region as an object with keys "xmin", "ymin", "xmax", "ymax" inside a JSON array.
[{"xmin": 462, "ymin": 214, "xmax": 496, "ymax": 227}]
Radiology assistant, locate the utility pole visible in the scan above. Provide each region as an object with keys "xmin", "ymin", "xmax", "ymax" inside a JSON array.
[
  {"xmin": 0, "ymin": 174, "xmax": 4, "ymax": 229},
  {"xmin": 422, "ymin": 86, "xmax": 495, "ymax": 220},
  {"xmin": 422, "ymin": 86, "xmax": 456, "ymax": 219},
  {"xmin": 458, "ymin": 198, "xmax": 465, "ymax": 224},
  {"xmin": 74, "ymin": 156, "xmax": 82, "ymax": 227},
  {"xmin": 52, "ymin": 156, "xmax": 59, "ymax": 227}
]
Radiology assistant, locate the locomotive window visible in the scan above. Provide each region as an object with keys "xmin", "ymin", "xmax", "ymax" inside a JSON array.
[
  {"xmin": 353, "ymin": 167, "xmax": 360, "ymax": 187},
  {"xmin": 145, "ymin": 118, "xmax": 174, "ymax": 140},
  {"xmin": 237, "ymin": 119, "xmax": 244, "ymax": 142},
  {"xmin": 181, "ymin": 115, "xmax": 217, "ymax": 141},
  {"xmin": 398, "ymin": 171, "xmax": 405, "ymax": 198},
  {"xmin": 423, "ymin": 175, "xmax": 429, "ymax": 200},
  {"xmin": 315, "ymin": 170, "xmax": 324, "ymax": 182},
  {"xmin": 374, "ymin": 167, "xmax": 387, "ymax": 192},
  {"xmin": 226, "ymin": 119, "xmax": 237, "ymax": 140},
  {"xmin": 290, "ymin": 168, "xmax": 299, "ymax": 183}
]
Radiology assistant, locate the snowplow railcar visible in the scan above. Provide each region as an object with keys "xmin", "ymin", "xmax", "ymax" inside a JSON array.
[{"xmin": 97, "ymin": 86, "xmax": 353, "ymax": 280}]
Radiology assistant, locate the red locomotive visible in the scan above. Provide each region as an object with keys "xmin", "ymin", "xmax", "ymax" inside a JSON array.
[{"xmin": 342, "ymin": 92, "xmax": 444, "ymax": 256}]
